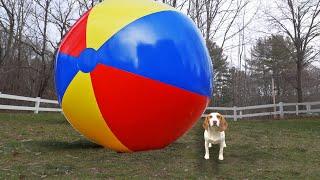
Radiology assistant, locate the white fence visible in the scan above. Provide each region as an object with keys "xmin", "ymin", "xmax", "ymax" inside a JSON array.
[
  {"xmin": 206, "ymin": 101, "xmax": 320, "ymax": 121},
  {"xmin": 0, "ymin": 93, "xmax": 320, "ymax": 120},
  {"xmin": 0, "ymin": 92, "xmax": 61, "ymax": 113}
]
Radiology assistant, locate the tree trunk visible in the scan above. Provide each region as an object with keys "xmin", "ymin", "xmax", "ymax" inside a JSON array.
[
  {"xmin": 0, "ymin": 44, "xmax": 2, "ymax": 65},
  {"xmin": 36, "ymin": 0, "xmax": 50, "ymax": 97},
  {"xmin": 296, "ymin": 60, "xmax": 303, "ymax": 103},
  {"xmin": 3, "ymin": 19, "xmax": 14, "ymax": 65},
  {"xmin": 172, "ymin": 0, "xmax": 177, "ymax": 7}
]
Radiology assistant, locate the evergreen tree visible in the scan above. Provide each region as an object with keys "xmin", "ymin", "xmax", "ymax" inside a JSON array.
[
  {"xmin": 248, "ymin": 35, "xmax": 295, "ymax": 102},
  {"xmin": 207, "ymin": 40, "xmax": 230, "ymax": 106}
]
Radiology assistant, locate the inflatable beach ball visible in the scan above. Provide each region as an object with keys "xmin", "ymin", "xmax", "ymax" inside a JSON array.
[{"xmin": 55, "ymin": 0, "xmax": 213, "ymax": 152}]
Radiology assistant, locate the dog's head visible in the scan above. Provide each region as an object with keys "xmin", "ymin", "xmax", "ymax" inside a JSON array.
[{"xmin": 203, "ymin": 113, "xmax": 228, "ymax": 132}]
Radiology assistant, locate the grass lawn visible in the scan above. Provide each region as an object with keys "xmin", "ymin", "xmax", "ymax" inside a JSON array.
[{"xmin": 0, "ymin": 113, "xmax": 319, "ymax": 179}]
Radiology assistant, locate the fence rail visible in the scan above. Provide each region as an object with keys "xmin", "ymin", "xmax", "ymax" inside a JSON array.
[
  {"xmin": 205, "ymin": 101, "xmax": 320, "ymax": 121},
  {"xmin": 1, "ymin": 93, "xmax": 320, "ymax": 120},
  {"xmin": 0, "ymin": 92, "xmax": 61, "ymax": 113}
]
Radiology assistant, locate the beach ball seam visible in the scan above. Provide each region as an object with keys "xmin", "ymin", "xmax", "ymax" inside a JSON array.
[
  {"xmin": 62, "ymin": 71, "xmax": 132, "ymax": 152},
  {"xmin": 85, "ymin": 0, "xmax": 176, "ymax": 50}
]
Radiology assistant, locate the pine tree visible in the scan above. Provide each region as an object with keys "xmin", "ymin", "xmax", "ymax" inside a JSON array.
[{"xmin": 248, "ymin": 35, "xmax": 295, "ymax": 103}]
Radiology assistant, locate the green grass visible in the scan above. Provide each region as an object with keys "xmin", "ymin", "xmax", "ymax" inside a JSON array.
[{"xmin": 0, "ymin": 113, "xmax": 319, "ymax": 179}]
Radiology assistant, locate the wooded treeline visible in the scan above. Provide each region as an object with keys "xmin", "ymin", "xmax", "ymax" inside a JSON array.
[{"xmin": 0, "ymin": 0, "xmax": 319, "ymax": 107}]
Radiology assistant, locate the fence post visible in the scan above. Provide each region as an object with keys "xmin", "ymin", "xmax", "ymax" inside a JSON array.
[
  {"xmin": 296, "ymin": 104, "xmax": 299, "ymax": 116},
  {"xmin": 239, "ymin": 110, "xmax": 243, "ymax": 119},
  {"xmin": 279, "ymin": 102, "xmax": 284, "ymax": 119},
  {"xmin": 233, "ymin": 106, "xmax": 237, "ymax": 121},
  {"xmin": 306, "ymin": 104, "xmax": 311, "ymax": 115},
  {"xmin": 34, "ymin": 97, "xmax": 41, "ymax": 114}
]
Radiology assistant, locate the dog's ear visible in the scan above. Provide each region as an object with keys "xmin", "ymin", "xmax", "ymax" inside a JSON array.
[
  {"xmin": 217, "ymin": 113, "xmax": 228, "ymax": 132},
  {"xmin": 202, "ymin": 116, "xmax": 209, "ymax": 130}
]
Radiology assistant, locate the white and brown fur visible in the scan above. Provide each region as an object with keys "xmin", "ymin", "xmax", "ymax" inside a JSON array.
[{"xmin": 203, "ymin": 113, "xmax": 228, "ymax": 160}]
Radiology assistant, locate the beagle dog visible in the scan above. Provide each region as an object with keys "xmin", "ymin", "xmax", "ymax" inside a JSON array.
[{"xmin": 203, "ymin": 113, "xmax": 228, "ymax": 160}]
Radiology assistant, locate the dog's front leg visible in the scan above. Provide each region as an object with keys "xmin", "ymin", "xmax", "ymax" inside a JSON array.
[
  {"xmin": 219, "ymin": 132, "xmax": 225, "ymax": 160},
  {"xmin": 204, "ymin": 140, "xmax": 210, "ymax": 160},
  {"xmin": 218, "ymin": 142, "xmax": 224, "ymax": 160}
]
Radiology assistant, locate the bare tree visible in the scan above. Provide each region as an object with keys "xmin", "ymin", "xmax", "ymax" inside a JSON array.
[
  {"xmin": 49, "ymin": 0, "xmax": 77, "ymax": 49},
  {"xmin": 76, "ymin": 0, "xmax": 102, "ymax": 15},
  {"xmin": 29, "ymin": 0, "xmax": 53, "ymax": 97},
  {"xmin": 154, "ymin": 0, "xmax": 178, "ymax": 7},
  {"xmin": 266, "ymin": 0, "xmax": 320, "ymax": 102},
  {"xmin": 0, "ymin": 0, "xmax": 16, "ymax": 67}
]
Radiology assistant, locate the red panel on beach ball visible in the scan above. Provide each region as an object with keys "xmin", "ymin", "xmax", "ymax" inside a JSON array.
[{"xmin": 90, "ymin": 64, "xmax": 209, "ymax": 151}]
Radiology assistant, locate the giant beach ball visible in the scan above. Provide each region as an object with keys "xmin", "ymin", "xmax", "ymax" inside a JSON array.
[{"xmin": 55, "ymin": 0, "xmax": 213, "ymax": 152}]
